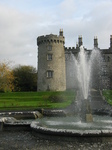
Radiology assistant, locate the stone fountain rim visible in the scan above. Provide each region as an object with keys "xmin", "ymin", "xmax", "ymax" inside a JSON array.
[{"xmin": 30, "ymin": 121, "xmax": 112, "ymax": 137}]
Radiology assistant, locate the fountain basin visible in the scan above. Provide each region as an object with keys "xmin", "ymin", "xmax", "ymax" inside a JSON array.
[
  {"xmin": 31, "ymin": 116, "xmax": 112, "ymax": 137},
  {"xmin": 0, "ymin": 117, "xmax": 31, "ymax": 131}
]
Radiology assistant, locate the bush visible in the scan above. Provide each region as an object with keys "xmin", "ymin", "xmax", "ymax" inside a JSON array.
[
  {"xmin": 103, "ymin": 90, "xmax": 112, "ymax": 105},
  {"xmin": 49, "ymin": 95, "xmax": 65, "ymax": 103}
]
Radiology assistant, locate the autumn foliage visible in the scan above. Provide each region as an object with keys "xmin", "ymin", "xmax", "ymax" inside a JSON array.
[
  {"xmin": 0, "ymin": 62, "xmax": 37, "ymax": 92},
  {"xmin": 0, "ymin": 62, "xmax": 14, "ymax": 92}
]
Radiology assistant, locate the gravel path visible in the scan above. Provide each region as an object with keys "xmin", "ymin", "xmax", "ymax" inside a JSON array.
[{"xmin": 0, "ymin": 130, "xmax": 112, "ymax": 150}]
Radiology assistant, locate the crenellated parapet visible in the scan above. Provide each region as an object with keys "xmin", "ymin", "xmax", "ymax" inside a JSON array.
[
  {"xmin": 65, "ymin": 46, "xmax": 79, "ymax": 54},
  {"xmin": 37, "ymin": 34, "xmax": 65, "ymax": 46}
]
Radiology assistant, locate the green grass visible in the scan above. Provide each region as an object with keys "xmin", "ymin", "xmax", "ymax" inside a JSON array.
[
  {"xmin": 0, "ymin": 91, "xmax": 76, "ymax": 111},
  {"xmin": 102, "ymin": 90, "xmax": 112, "ymax": 105}
]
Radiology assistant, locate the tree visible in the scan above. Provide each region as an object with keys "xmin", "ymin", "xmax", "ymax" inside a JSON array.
[
  {"xmin": 13, "ymin": 65, "xmax": 37, "ymax": 91},
  {"xmin": 0, "ymin": 62, "xmax": 14, "ymax": 92}
]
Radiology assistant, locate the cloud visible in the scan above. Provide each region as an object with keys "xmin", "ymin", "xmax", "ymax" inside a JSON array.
[
  {"xmin": 0, "ymin": 0, "xmax": 112, "ymax": 68},
  {"xmin": 56, "ymin": 0, "xmax": 112, "ymax": 48},
  {"xmin": 81, "ymin": 0, "xmax": 112, "ymax": 48},
  {"xmin": 0, "ymin": 3, "xmax": 61, "ymax": 68},
  {"xmin": 0, "ymin": 5, "xmax": 40, "ymax": 68},
  {"xmin": 59, "ymin": 0, "xmax": 76, "ymax": 18}
]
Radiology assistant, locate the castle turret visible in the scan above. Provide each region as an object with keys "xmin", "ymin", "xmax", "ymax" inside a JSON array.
[
  {"xmin": 94, "ymin": 36, "xmax": 98, "ymax": 48},
  {"xmin": 59, "ymin": 29, "xmax": 63, "ymax": 36},
  {"xmin": 110, "ymin": 35, "xmax": 112, "ymax": 48},
  {"xmin": 37, "ymin": 30, "xmax": 66, "ymax": 91},
  {"xmin": 78, "ymin": 36, "xmax": 83, "ymax": 47}
]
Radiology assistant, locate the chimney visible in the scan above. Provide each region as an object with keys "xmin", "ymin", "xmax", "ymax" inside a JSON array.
[
  {"xmin": 59, "ymin": 29, "xmax": 63, "ymax": 36},
  {"xmin": 78, "ymin": 36, "xmax": 83, "ymax": 47},
  {"xmin": 94, "ymin": 36, "xmax": 98, "ymax": 48}
]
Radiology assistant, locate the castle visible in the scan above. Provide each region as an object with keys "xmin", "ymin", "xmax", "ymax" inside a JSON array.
[{"xmin": 37, "ymin": 29, "xmax": 112, "ymax": 91}]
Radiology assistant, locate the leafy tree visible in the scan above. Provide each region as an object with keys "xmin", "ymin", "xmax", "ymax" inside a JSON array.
[
  {"xmin": 0, "ymin": 62, "xmax": 14, "ymax": 92},
  {"xmin": 13, "ymin": 65, "xmax": 37, "ymax": 91}
]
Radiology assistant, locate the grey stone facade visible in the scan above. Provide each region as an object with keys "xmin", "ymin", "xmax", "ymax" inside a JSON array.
[
  {"xmin": 37, "ymin": 30, "xmax": 112, "ymax": 91},
  {"xmin": 37, "ymin": 30, "xmax": 66, "ymax": 91}
]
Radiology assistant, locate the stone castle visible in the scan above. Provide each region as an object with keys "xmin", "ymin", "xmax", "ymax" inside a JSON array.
[{"xmin": 37, "ymin": 29, "xmax": 112, "ymax": 91}]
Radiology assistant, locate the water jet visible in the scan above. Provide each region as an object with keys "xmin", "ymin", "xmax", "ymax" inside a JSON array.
[
  {"xmin": 1, "ymin": 46, "xmax": 112, "ymax": 138},
  {"xmin": 30, "ymin": 46, "xmax": 112, "ymax": 137}
]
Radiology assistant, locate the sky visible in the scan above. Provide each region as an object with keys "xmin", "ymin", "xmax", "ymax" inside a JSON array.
[{"xmin": 0, "ymin": 0, "xmax": 112, "ymax": 69}]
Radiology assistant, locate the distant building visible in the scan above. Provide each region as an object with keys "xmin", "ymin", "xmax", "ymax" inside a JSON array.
[{"xmin": 37, "ymin": 30, "xmax": 112, "ymax": 91}]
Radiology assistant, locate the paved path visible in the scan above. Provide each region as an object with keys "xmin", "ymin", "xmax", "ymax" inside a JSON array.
[{"xmin": 1, "ymin": 130, "xmax": 112, "ymax": 150}]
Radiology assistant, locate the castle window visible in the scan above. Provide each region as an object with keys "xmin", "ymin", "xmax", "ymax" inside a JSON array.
[
  {"xmin": 47, "ymin": 54, "xmax": 52, "ymax": 60},
  {"xmin": 47, "ymin": 45, "xmax": 52, "ymax": 51},
  {"xmin": 107, "ymin": 56, "xmax": 110, "ymax": 62},
  {"xmin": 47, "ymin": 70, "xmax": 53, "ymax": 78}
]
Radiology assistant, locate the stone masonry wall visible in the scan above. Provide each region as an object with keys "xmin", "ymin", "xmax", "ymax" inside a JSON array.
[{"xmin": 37, "ymin": 34, "xmax": 66, "ymax": 91}]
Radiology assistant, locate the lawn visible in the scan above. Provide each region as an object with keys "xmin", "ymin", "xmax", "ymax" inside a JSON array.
[
  {"xmin": 0, "ymin": 91, "xmax": 76, "ymax": 111},
  {"xmin": 102, "ymin": 90, "xmax": 112, "ymax": 105}
]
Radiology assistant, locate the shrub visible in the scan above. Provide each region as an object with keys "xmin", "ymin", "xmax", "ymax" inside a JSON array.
[{"xmin": 49, "ymin": 95, "xmax": 65, "ymax": 103}]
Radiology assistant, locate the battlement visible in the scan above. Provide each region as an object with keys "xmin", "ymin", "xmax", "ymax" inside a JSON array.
[
  {"xmin": 37, "ymin": 34, "xmax": 65, "ymax": 46},
  {"xmin": 65, "ymin": 47, "xmax": 79, "ymax": 53},
  {"xmin": 65, "ymin": 47, "xmax": 75, "ymax": 50}
]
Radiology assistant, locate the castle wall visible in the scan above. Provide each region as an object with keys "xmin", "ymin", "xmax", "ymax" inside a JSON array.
[
  {"xmin": 37, "ymin": 34, "xmax": 66, "ymax": 91},
  {"xmin": 65, "ymin": 47, "xmax": 112, "ymax": 90},
  {"xmin": 37, "ymin": 31, "xmax": 112, "ymax": 91},
  {"xmin": 65, "ymin": 48, "xmax": 79, "ymax": 90},
  {"xmin": 100, "ymin": 49, "xmax": 112, "ymax": 89}
]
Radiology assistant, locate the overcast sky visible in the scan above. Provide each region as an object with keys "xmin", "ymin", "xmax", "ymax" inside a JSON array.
[{"xmin": 0, "ymin": 0, "xmax": 112, "ymax": 69}]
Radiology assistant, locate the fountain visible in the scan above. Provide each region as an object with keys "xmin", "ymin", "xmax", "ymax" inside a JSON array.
[
  {"xmin": 72, "ymin": 46, "xmax": 101, "ymax": 122},
  {"xmin": 73, "ymin": 46, "xmax": 93, "ymax": 122},
  {"xmin": 1, "ymin": 46, "xmax": 112, "ymax": 137},
  {"xmin": 30, "ymin": 46, "xmax": 112, "ymax": 137},
  {"xmin": 74, "ymin": 46, "xmax": 91, "ymax": 100}
]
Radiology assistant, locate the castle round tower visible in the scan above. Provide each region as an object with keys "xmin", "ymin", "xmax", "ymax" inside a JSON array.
[{"xmin": 37, "ymin": 30, "xmax": 66, "ymax": 91}]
